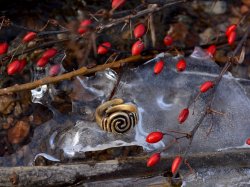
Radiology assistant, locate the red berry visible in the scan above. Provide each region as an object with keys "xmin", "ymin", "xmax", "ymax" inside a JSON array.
[
  {"xmin": 171, "ymin": 156, "xmax": 182, "ymax": 174},
  {"xmin": 206, "ymin": 45, "xmax": 216, "ymax": 57},
  {"xmin": 226, "ymin": 24, "xmax": 237, "ymax": 37},
  {"xmin": 49, "ymin": 64, "xmax": 61, "ymax": 76},
  {"xmin": 22, "ymin": 32, "xmax": 37, "ymax": 43},
  {"xmin": 0, "ymin": 42, "xmax": 8, "ymax": 55},
  {"xmin": 246, "ymin": 138, "xmax": 250, "ymax": 145},
  {"xmin": 7, "ymin": 60, "xmax": 20, "ymax": 75},
  {"xmin": 146, "ymin": 132, "xmax": 164, "ymax": 143},
  {"xmin": 228, "ymin": 31, "xmax": 236, "ymax": 45},
  {"xmin": 42, "ymin": 48, "xmax": 57, "ymax": 59},
  {"xmin": 78, "ymin": 28, "xmax": 85, "ymax": 35},
  {"xmin": 18, "ymin": 58, "xmax": 27, "ymax": 72},
  {"xmin": 37, "ymin": 57, "xmax": 49, "ymax": 67},
  {"xmin": 176, "ymin": 59, "xmax": 186, "ymax": 72},
  {"xmin": 200, "ymin": 81, "xmax": 214, "ymax": 93},
  {"xmin": 131, "ymin": 40, "xmax": 144, "ymax": 56},
  {"xmin": 80, "ymin": 19, "xmax": 92, "ymax": 27},
  {"xmin": 178, "ymin": 108, "xmax": 189, "ymax": 124},
  {"xmin": 134, "ymin": 24, "xmax": 146, "ymax": 39},
  {"xmin": 78, "ymin": 19, "xmax": 92, "ymax": 34},
  {"xmin": 97, "ymin": 42, "xmax": 111, "ymax": 55},
  {"xmin": 112, "ymin": 0, "xmax": 126, "ymax": 10},
  {"xmin": 163, "ymin": 35, "xmax": 173, "ymax": 46},
  {"xmin": 154, "ymin": 60, "xmax": 164, "ymax": 74},
  {"xmin": 147, "ymin": 153, "xmax": 161, "ymax": 167}
]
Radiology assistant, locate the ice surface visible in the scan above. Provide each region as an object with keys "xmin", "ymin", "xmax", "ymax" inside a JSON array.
[
  {"xmin": 1, "ymin": 49, "xmax": 250, "ymax": 168},
  {"xmin": 54, "ymin": 51, "xmax": 250, "ymax": 157},
  {"xmin": 31, "ymin": 67, "xmax": 48, "ymax": 104},
  {"xmin": 183, "ymin": 167, "xmax": 250, "ymax": 187},
  {"xmin": 83, "ymin": 167, "xmax": 250, "ymax": 187}
]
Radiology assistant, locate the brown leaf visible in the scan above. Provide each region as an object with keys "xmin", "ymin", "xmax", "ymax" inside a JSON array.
[
  {"xmin": 242, "ymin": 0, "xmax": 250, "ymax": 7},
  {"xmin": 8, "ymin": 121, "xmax": 30, "ymax": 144}
]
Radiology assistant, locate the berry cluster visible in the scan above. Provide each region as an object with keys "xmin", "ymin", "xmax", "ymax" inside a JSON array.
[{"xmin": 144, "ymin": 23, "xmax": 245, "ymax": 175}]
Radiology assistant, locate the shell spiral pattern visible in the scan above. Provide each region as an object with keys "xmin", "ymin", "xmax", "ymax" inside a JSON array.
[{"xmin": 95, "ymin": 98, "xmax": 138, "ymax": 134}]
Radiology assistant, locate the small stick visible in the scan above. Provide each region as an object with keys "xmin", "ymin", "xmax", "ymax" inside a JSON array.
[{"xmin": 0, "ymin": 54, "xmax": 154, "ymax": 95}]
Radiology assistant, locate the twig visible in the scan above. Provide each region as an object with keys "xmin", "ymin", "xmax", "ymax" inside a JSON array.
[
  {"xmin": 96, "ymin": 0, "xmax": 189, "ymax": 32},
  {"xmin": 172, "ymin": 25, "xmax": 250, "ymax": 177},
  {"xmin": 37, "ymin": 30, "xmax": 70, "ymax": 36},
  {"xmin": 0, "ymin": 38, "xmax": 71, "ymax": 62},
  {"xmin": 149, "ymin": 14, "xmax": 156, "ymax": 47},
  {"xmin": 0, "ymin": 54, "xmax": 154, "ymax": 95}
]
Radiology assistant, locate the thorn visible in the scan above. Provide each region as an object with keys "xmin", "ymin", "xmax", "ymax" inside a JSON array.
[
  {"xmin": 207, "ymin": 108, "xmax": 224, "ymax": 115},
  {"xmin": 184, "ymin": 159, "xmax": 195, "ymax": 174}
]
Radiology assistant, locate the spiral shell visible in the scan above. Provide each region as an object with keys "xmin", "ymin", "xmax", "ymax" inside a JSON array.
[
  {"xmin": 95, "ymin": 98, "xmax": 138, "ymax": 134},
  {"xmin": 102, "ymin": 111, "xmax": 138, "ymax": 133}
]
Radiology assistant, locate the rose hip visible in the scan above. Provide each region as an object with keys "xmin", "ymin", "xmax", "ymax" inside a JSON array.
[
  {"xmin": 147, "ymin": 153, "xmax": 161, "ymax": 167},
  {"xmin": 22, "ymin": 32, "xmax": 37, "ymax": 43},
  {"xmin": 178, "ymin": 108, "xmax": 189, "ymax": 124},
  {"xmin": 97, "ymin": 42, "xmax": 111, "ymax": 55},
  {"xmin": 200, "ymin": 81, "xmax": 214, "ymax": 93},
  {"xmin": 7, "ymin": 60, "xmax": 20, "ymax": 75},
  {"xmin": 176, "ymin": 59, "xmax": 186, "ymax": 72},
  {"xmin": 171, "ymin": 156, "xmax": 182, "ymax": 174},
  {"xmin": 134, "ymin": 24, "xmax": 146, "ymax": 39},
  {"xmin": 154, "ymin": 60, "xmax": 164, "ymax": 74},
  {"xmin": 146, "ymin": 132, "xmax": 164, "ymax": 143},
  {"xmin": 131, "ymin": 40, "xmax": 144, "ymax": 56}
]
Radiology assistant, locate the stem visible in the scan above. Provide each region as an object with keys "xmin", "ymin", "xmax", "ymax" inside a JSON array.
[
  {"xmin": 0, "ymin": 54, "xmax": 154, "ymax": 95},
  {"xmin": 172, "ymin": 25, "xmax": 250, "ymax": 177},
  {"xmin": 96, "ymin": 0, "xmax": 189, "ymax": 32}
]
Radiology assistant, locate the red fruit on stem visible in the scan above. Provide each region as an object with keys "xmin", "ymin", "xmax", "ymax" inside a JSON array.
[
  {"xmin": 49, "ymin": 64, "xmax": 61, "ymax": 76},
  {"xmin": 206, "ymin": 45, "xmax": 216, "ymax": 57},
  {"xmin": 131, "ymin": 40, "xmax": 144, "ymax": 55},
  {"xmin": 80, "ymin": 19, "xmax": 92, "ymax": 27},
  {"xmin": 78, "ymin": 28, "xmax": 85, "ymax": 35},
  {"xmin": 7, "ymin": 60, "xmax": 20, "ymax": 75},
  {"xmin": 228, "ymin": 31, "xmax": 236, "ymax": 45},
  {"xmin": 225, "ymin": 24, "xmax": 237, "ymax": 37},
  {"xmin": 42, "ymin": 48, "xmax": 57, "ymax": 59},
  {"xmin": 97, "ymin": 42, "xmax": 111, "ymax": 55},
  {"xmin": 134, "ymin": 24, "xmax": 146, "ymax": 39},
  {"xmin": 246, "ymin": 138, "xmax": 250, "ymax": 145},
  {"xmin": 37, "ymin": 58, "xmax": 49, "ymax": 67},
  {"xmin": 146, "ymin": 132, "xmax": 164, "ymax": 143},
  {"xmin": 171, "ymin": 156, "xmax": 182, "ymax": 174},
  {"xmin": 78, "ymin": 19, "xmax": 92, "ymax": 34},
  {"xmin": 22, "ymin": 32, "xmax": 37, "ymax": 43},
  {"xmin": 0, "ymin": 42, "xmax": 8, "ymax": 55},
  {"xmin": 18, "ymin": 58, "xmax": 27, "ymax": 72},
  {"xmin": 154, "ymin": 60, "xmax": 164, "ymax": 74},
  {"xmin": 178, "ymin": 108, "xmax": 189, "ymax": 124},
  {"xmin": 200, "ymin": 81, "xmax": 214, "ymax": 93},
  {"xmin": 176, "ymin": 59, "xmax": 186, "ymax": 72},
  {"xmin": 163, "ymin": 35, "xmax": 173, "ymax": 46},
  {"xmin": 147, "ymin": 153, "xmax": 161, "ymax": 167},
  {"xmin": 112, "ymin": 0, "xmax": 126, "ymax": 10}
]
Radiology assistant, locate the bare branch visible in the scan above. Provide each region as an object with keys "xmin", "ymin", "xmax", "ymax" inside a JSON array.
[{"xmin": 0, "ymin": 54, "xmax": 154, "ymax": 95}]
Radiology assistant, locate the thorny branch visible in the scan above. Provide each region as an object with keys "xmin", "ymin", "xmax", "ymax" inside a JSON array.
[
  {"xmin": 0, "ymin": 0, "xmax": 249, "ymax": 183},
  {"xmin": 0, "ymin": 54, "xmax": 154, "ymax": 95},
  {"xmin": 96, "ymin": 0, "xmax": 189, "ymax": 32},
  {"xmin": 172, "ymin": 25, "xmax": 250, "ymax": 177},
  {"xmin": 0, "ymin": 1, "xmax": 189, "ymax": 61},
  {"xmin": 0, "ymin": 0, "xmax": 192, "ymax": 93}
]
